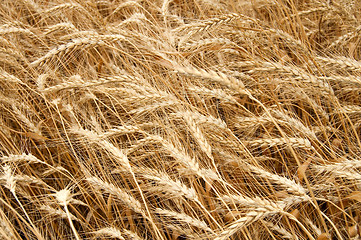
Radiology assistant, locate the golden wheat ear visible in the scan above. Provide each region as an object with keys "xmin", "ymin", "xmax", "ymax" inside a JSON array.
[{"xmin": 1, "ymin": 0, "xmax": 361, "ymax": 239}]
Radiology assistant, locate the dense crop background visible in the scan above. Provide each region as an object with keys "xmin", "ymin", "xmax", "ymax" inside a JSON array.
[{"xmin": 1, "ymin": 0, "xmax": 361, "ymax": 239}]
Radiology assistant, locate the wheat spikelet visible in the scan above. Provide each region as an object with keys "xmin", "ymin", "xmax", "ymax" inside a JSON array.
[
  {"xmin": 11, "ymin": 105, "xmax": 42, "ymax": 135},
  {"xmin": 107, "ymin": 0, "xmax": 143, "ymax": 20},
  {"xmin": 187, "ymin": 86, "xmax": 239, "ymax": 105},
  {"xmin": 0, "ymin": 166, "xmax": 15, "ymax": 193},
  {"xmin": 182, "ymin": 38, "xmax": 236, "ymax": 51},
  {"xmin": 154, "ymin": 208, "xmax": 213, "ymax": 233},
  {"xmin": 30, "ymin": 34, "xmax": 127, "ymax": 67},
  {"xmin": 44, "ymin": 22, "xmax": 78, "ymax": 36},
  {"xmin": 42, "ymin": 74, "xmax": 140, "ymax": 93},
  {"xmin": 269, "ymin": 109, "xmax": 317, "ymax": 139},
  {"xmin": 340, "ymin": 105, "xmax": 361, "ymax": 114},
  {"xmin": 87, "ymin": 177, "xmax": 145, "ymax": 216},
  {"xmin": 0, "ymin": 212, "xmax": 17, "ymax": 240},
  {"xmin": 100, "ymin": 124, "xmax": 145, "ymax": 139},
  {"xmin": 163, "ymin": 140, "xmax": 218, "ymax": 180},
  {"xmin": 178, "ymin": 110, "xmax": 213, "ymax": 159},
  {"xmin": 215, "ymin": 195, "xmax": 293, "ymax": 239},
  {"xmin": 262, "ymin": 221, "xmax": 295, "ymax": 239},
  {"xmin": 152, "ymin": 135, "xmax": 204, "ymax": 177},
  {"xmin": 322, "ymin": 75, "xmax": 361, "ymax": 86},
  {"xmin": 233, "ymin": 116, "xmax": 271, "ymax": 129},
  {"xmin": 265, "ymin": 28, "xmax": 311, "ymax": 54},
  {"xmin": 247, "ymin": 61, "xmax": 334, "ymax": 95},
  {"xmin": 173, "ymin": 13, "xmax": 250, "ymax": 37},
  {"xmin": 128, "ymin": 100, "xmax": 180, "ymax": 115},
  {"xmin": 39, "ymin": 205, "xmax": 79, "ymax": 221},
  {"xmin": 41, "ymin": 2, "xmax": 85, "ymax": 16},
  {"xmin": 9, "ymin": 174, "xmax": 49, "ymax": 188},
  {"xmin": 93, "ymin": 227, "xmax": 125, "ymax": 239},
  {"xmin": 312, "ymin": 164, "xmax": 361, "ymax": 182},
  {"xmin": 214, "ymin": 211, "xmax": 278, "ymax": 240},
  {"xmin": 54, "ymin": 188, "xmax": 81, "ymax": 240},
  {"xmin": 118, "ymin": 93, "xmax": 173, "ymax": 107},
  {"xmin": 245, "ymin": 164, "xmax": 309, "ymax": 198},
  {"xmin": 137, "ymin": 168, "xmax": 199, "ymax": 201},
  {"xmin": 0, "ymin": 153, "xmax": 43, "ymax": 164},
  {"xmin": 246, "ymin": 137, "xmax": 313, "ymax": 151},
  {"xmin": 0, "ymin": 25, "xmax": 36, "ymax": 39},
  {"xmin": 70, "ymin": 126, "xmax": 132, "ymax": 170},
  {"xmin": 315, "ymin": 56, "xmax": 361, "ymax": 73},
  {"xmin": 174, "ymin": 65, "xmax": 248, "ymax": 95},
  {"xmin": 58, "ymin": 30, "xmax": 101, "ymax": 41},
  {"xmin": 0, "ymin": 71, "xmax": 24, "ymax": 85},
  {"xmin": 328, "ymin": 25, "xmax": 361, "ymax": 49},
  {"xmin": 221, "ymin": 194, "xmax": 285, "ymax": 211},
  {"xmin": 175, "ymin": 110, "xmax": 228, "ymax": 130}
]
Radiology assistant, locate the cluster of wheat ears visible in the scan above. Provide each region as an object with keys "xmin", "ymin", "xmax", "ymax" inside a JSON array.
[{"xmin": 1, "ymin": 0, "xmax": 361, "ymax": 239}]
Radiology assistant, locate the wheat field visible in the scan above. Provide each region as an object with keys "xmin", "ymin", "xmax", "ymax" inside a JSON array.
[{"xmin": 1, "ymin": 0, "xmax": 361, "ymax": 239}]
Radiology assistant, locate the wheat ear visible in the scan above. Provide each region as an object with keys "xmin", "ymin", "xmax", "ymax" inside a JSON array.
[
  {"xmin": 30, "ymin": 34, "xmax": 128, "ymax": 67},
  {"xmin": 155, "ymin": 208, "xmax": 213, "ymax": 233},
  {"xmin": 55, "ymin": 189, "xmax": 81, "ymax": 240},
  {"xmin": 86, "ymin": 176, "xmax": 145, "ymax": 216}
]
